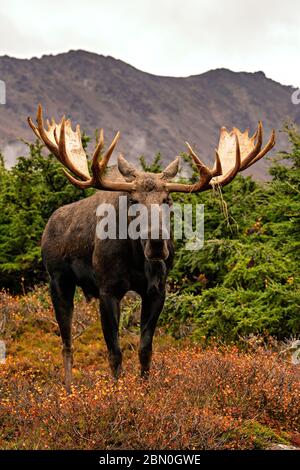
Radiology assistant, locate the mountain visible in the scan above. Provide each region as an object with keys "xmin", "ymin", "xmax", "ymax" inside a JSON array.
[{"xmin": 0, "ymin": 50, "xmax": 298, "ymax": 178}]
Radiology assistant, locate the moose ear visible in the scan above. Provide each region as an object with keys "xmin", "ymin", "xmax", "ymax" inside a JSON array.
[
  {"xmin": 161, "ymin": 156, "xmax": 180, "ymax": 180},
  {"xmin": 117, "ymin": 154, "xmax": 138, "ymax": 182}
]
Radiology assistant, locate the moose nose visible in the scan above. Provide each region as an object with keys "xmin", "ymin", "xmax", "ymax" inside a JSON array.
[{"xmin": 144, "ymin": 239, "xmax": 169, "ymax": 260}]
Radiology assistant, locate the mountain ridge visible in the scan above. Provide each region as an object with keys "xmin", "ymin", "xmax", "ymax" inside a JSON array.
[{"xmin": 0, "ymin": 49, "xmax": 298, "ymax": 178}]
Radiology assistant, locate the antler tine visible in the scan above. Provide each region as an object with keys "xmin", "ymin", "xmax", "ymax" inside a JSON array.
[
  {"xmin": 87, "ymin": 128, "xmax": 104, "ymax": 184},
  {"xmin": 61, "ymin": 168, "xmax": 93, "ymax": 189},
  {"xmin": 251, "ymin": 128, "xmax": 258, "ymax": 141},
  {"xmin": 36, "ymin": 104, "xmax": 60, "ymax": 158},
  {"xmin": 90, "ymin": 128, "xmax": 104, "ymax": 174},
  {"xmin": 93, "ymin": 131, "xmax": 136, "ymax": 191},
  {"xmin": 239, "ymin": 121, "xmax": 263, "ymax": 171},
  {"xmin": 27, "ymin": 116, "xmax": 41, "ymax": 140},
  {"xmin": 58, "ymin": 117, "xmax": 92, "ymax": 184},
  {"xmin": 165, "ymin": 142, "xmax": 213, "ymax": 193},
  {"xmin": 89, "ymin": 130, "xmax": 137, "ymax": 191},
  {"xmin": 52, "ymin": 118, "xmax": 62, "ymax": 146},
  {"xmin": 243, "ymin": 128, "xmax": 276, "ymax": 170},
  {"xmin": 91, "ymin": 128, "xmax": 118, "ymax": 178},
  {"xmin": 211, "ymin": 150, "xmax": 222, "ymax": 177},
  {"xmin": 101, "ymin": 131, "xmax": 120, "ymax": 170},
  {"xmin": 185, "ymin": 142, "xmax": 213, "ymax": 190},
  {"xmin": 185, "ymin": 142, "xmax": 210, "ymax": 171},
  {"xmin": 210, "ymin": 134, "xmax": 241, "ymax": 187},
  {"xmin": 91, "ymin": 129, "xmax": 120, "ymax": 176},
  {"xmin": 53, "ymin": 127, "xmax": 60, "ymax": 146}
]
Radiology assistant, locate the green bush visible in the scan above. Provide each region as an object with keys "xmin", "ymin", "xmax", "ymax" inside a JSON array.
[
  {"xmin": 161, "ymin": 124, "xmax": 300, "ymax": 340},
  {"xmin": 163, "ymin": 283, "xmax": 299, "ymax": 341},
  {"xmin": 0, "ymin": 139, "xmax": 93, "ymax": 291}
]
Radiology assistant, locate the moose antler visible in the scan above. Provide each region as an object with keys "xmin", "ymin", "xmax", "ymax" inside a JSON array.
[
  {"xmin": 165, "ymin": 121, "xmax": 275, "ymax": 193},
  {"xmin": 212, "ymin": 121, "xmax": 276, "ymax": 184},
  {"xmin": 165, "ymin": 134, "xmax": 239, "ymax": 193},
  {"xmin": 28, "ymin": 104, "xmax": 136, "ymax": 191},
  {"xmin": 28, "ymin": 106, "xmax": 275, "ymax": 195}
]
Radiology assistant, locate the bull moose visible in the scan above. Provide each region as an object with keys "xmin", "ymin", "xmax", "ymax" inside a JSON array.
[{"xmin": 28, "ymin": 105, "xmax": 275, "ymax": 392}]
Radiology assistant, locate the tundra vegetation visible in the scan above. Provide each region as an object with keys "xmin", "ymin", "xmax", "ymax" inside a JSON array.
[{"xmin": 0, "ymin": 124, "xmax": 299, "ymax": 449}]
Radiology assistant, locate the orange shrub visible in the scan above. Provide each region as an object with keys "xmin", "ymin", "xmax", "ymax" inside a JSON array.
[{"xmin": 0, "ymin": 290, "xmax": 299, "ymax": 449}]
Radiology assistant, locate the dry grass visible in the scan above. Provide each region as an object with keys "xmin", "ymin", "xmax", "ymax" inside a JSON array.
[{"xmin": 0, "ymin": 288, "xmax": 299, "ymax": 450}]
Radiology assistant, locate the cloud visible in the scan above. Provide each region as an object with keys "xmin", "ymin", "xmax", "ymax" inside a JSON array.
[
  {"xmin": 0, "ymin": 12, "xmax": 47, "ymax": 56},
  {"xmin": 0, "ymin": 0, "xmax": 299, "ymax": 87}
]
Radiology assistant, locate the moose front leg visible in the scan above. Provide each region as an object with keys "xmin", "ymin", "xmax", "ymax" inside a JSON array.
[
  {"xmin": 99, "ymin": 294, "xmax": 122, "ymax": 379},
  {"xmin": 139, "ymin": 291, "xmax": 166, "ymax": 378},
  {"xmin": 50, "ymin": 274, "xmax": 75, "ymax": 394}
]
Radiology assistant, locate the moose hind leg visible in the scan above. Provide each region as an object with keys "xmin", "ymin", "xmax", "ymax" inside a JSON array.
[
  {"xmin": 99, "ymin": 294, "xmax": 122, "ymax": 379},
  {"xmin": 50, "ymin": 273, "xmax": 75, "ymax": 393}
]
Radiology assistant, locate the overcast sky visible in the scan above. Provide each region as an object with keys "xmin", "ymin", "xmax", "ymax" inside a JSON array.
[{"xmin": 0, "ymin": 0, "xmax": 300, "ymax": 87}]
